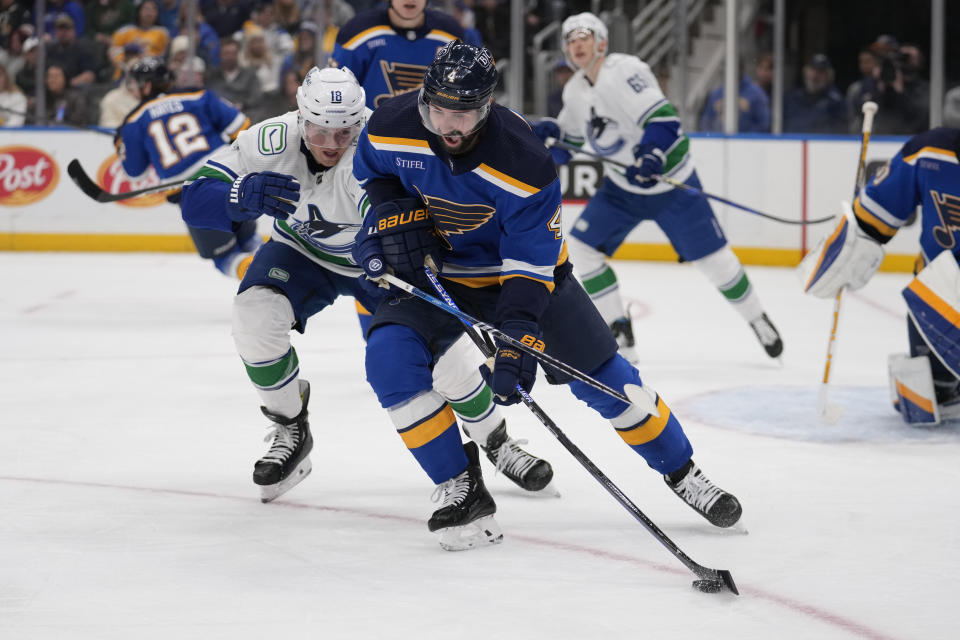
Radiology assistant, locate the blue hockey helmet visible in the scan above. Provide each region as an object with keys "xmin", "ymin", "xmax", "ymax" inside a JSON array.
[{"xmin": 418, "ymin": 41, "xmax": 497, "ymax": 137}]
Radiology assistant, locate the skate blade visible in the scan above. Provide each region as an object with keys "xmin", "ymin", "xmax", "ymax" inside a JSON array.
[
  {"xmin": 438, "ymin": 515, "xmax": 504, "ymax": 551},
  {"xmin": 524, "ymin": 480, "xmax": 561, "ymax": 498},
  {"xmin": 259, "ymin": 457, "xmax": 312, "ymax": 503}
]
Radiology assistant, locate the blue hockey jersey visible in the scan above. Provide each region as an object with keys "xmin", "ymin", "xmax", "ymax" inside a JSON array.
[
  {"xmin": 353, "ymin": 91, "xmax": 567, "ymax": 291},
  {"xmin": 854, "ymin": 127, "xmax": 960, "ymax": 266},
  {"xmin": 119, "ymin": 89, "xmax": 249, "ymax": 181},
  {"xmin": 331, "ymin": 8, "xmax": 463, "ymax": 109}
]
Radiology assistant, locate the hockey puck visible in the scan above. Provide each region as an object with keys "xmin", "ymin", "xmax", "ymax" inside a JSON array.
[{"xmin": 692, "ymin": 579, "xmax": 723, "ymax": 593}]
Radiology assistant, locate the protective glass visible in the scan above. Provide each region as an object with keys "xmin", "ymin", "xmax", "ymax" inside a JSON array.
[
  {"xmin": 417, "ymin": 92, "xmax": 490, "ymax": 137},
  {"xmin": 301, "ymin": 120, "xmax": 362, "ymax": 151}
]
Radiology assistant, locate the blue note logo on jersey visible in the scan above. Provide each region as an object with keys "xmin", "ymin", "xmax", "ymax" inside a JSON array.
[
  {"xmin": 420, "ymin": 194, "xmax": 495, "ymax": 241},
  {"xmin": 586, "ymin": 106, "xmax": 625, "ymax": 157},
  {"xmin": 258, "ymin": 123, "xmax": 287, "ymax": 155},
  {"xmin": 930, "ymin": 190, "xmax": 960, "ymax": 249},
  {"xmin": 375, "ymin": 61, "xmax": 430, "ymax": 107}
]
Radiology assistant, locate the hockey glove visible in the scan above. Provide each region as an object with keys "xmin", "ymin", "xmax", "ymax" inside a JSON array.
[
  {"xmin": 531, "ymin": 118, "xmax": 572, "ymax": 165},
  {"xmin": 225, "ymin": 171, "xmax": 300, "ymax": 222},
  {"xmin": 626, "ymin": 143, "xmax": 665, "ymax": 187},
  {"xmin": 480, "ymin": 321, "xmax": 543, "ymax": 405},
  {"xmin": 797, "ymin": 201, "xmax": 884, "ymax": 298}
]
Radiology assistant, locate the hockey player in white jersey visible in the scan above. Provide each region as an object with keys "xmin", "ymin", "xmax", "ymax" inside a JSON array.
[
  {"xmin": 180, "ymin": 66, "xmax": 554, "ymax": 502},
  {"xmin": 532, "ymin": 12, "xmax": 782, "ymax": 362}
]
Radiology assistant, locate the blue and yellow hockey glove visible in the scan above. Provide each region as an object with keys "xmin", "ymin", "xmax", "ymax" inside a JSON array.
[{"xmin": 480, "ymin": 320, "xmax": 543, "ymax": 405}]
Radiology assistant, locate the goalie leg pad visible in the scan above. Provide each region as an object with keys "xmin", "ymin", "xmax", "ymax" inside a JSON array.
[
  {"xmin": 902, "ymin": 250, "xmax": 960, "ymax": 380},
  {"xmin": 798, "ymin": 202, "xmax": 885, "ymax": 298},
  {"xmin": 888, "ymin": 354, "xmax": 940, "ymax": 425}
]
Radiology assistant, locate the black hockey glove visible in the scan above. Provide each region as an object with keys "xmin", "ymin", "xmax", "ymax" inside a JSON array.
[
  {"xmin": 225, "ymin": 171, "xmax": 300, "ymax": 222},
  {"xmin": 353, "ymin": 197, "xmax": 441, "ymax": 283},
  {"xmin": 480, "ymin": 320, "xmax": 543, "ymax": 405}
]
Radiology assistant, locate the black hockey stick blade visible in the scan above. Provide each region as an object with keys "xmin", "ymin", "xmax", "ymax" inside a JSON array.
[{"xmin": 67, "ymin": 159, "xmax": 182, "ymax": 203}]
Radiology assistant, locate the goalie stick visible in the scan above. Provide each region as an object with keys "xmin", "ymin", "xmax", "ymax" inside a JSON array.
[
  {"xmin": 67, "ymin": 159, "xmax": 184, "ymax": 203},
  {"xmin": 419, "ymin": 264, "xmax": 738, "ymax": 595},
  {"xmin": 547, "ymin": 139, "xmax": 832, "ymax": 226}
]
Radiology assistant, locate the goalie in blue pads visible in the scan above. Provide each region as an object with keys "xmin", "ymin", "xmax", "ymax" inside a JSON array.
[{"xmin": 800, "ymin": 127, "xmax": 960, "ymax": 424}]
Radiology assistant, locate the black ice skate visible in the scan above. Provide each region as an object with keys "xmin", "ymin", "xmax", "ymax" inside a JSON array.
[
  {"xmin": 253, "ymin": 379, "xmax": 313, "ymax": 503},
  {"xmin": 610, "ymin": 316, "xmax": 639, "ymax": 363},
  {"xmin": 482, "ymin": 421, "xmax": 557, "ymax": 495},
  {"xmin": 749, "ymin": 312, "xmax": 784, "ymax": 358},
  {"xmin": 428, "ymin": 441, "xmax": 503, "ymax": 551},
  {"xmin": 665, "ymin": 459, "xmax": 742, "ymax": 528}
]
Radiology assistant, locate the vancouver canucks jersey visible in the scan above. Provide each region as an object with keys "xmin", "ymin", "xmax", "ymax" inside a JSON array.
[
  {"xmin": 854, "ymin": 127, "xmax": 960, "ymax": 266},
  {"xmin": 353, "ymin": 91, "xmax": 566, "ymax": 291},
  {"xmin": 331, "ymin": 8, "xmax": 463, "ymax": 109},
  {"xmin": 182, "ymin": 110, "xmax": 370, "ymax": 277},
  {"xmin": 556, "ymin": 53, "xmax": 694, "ymax": 195},
  {"xmin": 119, "ymin": 89, "xmax": 249, "ymax": 181}
]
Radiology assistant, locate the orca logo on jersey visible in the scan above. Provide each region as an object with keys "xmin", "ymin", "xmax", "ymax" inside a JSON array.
[
  {"xmin": 419, "ymin": 194, "xmax": 495, "ymax": 240},
  {"xmin": 290, "ymin": 204, "xmax": 359, "ymax": 247},
  {"xmin": 375, "ymin": 61, "xmax": 429, "ymax": 107},
  {"xmin": 586, "ymin": 107, "xmax": 625, "ymax": 157}
]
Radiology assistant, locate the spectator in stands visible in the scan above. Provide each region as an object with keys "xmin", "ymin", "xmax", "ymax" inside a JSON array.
[
  {"xmin": 279, "ymin": 20, "xmax": 317, "ymax": 84},
  {"xmin": 31, "ymin": 64, "xmax": 87, "ymax": 125},
  {"xmin": 207, "ymin": 37, "xmax": 262, "ymax": 112},
  {"xmin": 849, "ymin": 39, "xmax": 930, "ymax": 135},
  {"xmin": 783, "ymin": 53, "xmax": 848, "ymax": 134},
  {"xmin": 250, "ymin": 65, "xmax": 298, "ymax": 122},
  {"xmin": 15, "ymin": 36, "xmax": 40, "ymax": 102},
  {"xmin": 945, "ymin": 86, "xmax": 960, "ymax": 129},
  {"xmin": 0, "ymin": 24, "xmax": 32, "ymax": 79},
  {"xmin": 302, "ymin": 0, "xmax": 354, "ymax": 33},
  {"xmin": 0, "ymin": 63, "xmax": 27, "ymax": 126},
  {"xmin": 47, "ymin": 13, "xmax": 101, "ymax": 88},
  {"xmin": 753, "ymin": 52, "xmax": 773, "ymax": 99},
  {"xmin": 246, "ymin": 1, "xmax": 293, "ymax": 64},
  {"xmin": 203, "ymin": 0, "xmax": 254, "ymax": 39},
  {"xmin": 845, "ymin": 47, "xmax": 878, "ymax": 126},
  {"xmin": 98, "ymin": 63, "xmax": 140, "ymax": 127},
  {"xmin": 698, "ymin": 61, "xmax": 771, "ymax": 133},
  {"xmin": 473, "ymin": 0, "xmax": 509, "ymax": 60},
  {"xmin": 43, "ymin": 0, "xmax": 84, "ymax": 38},
  {"xmin": 156, "ymin": 0, "xmax": 180, "ymax": 35},
  {"xmin": 451, "ymin": 0, "xmax": 483, "ymax": 47},
  {"xmin": 85, "ymin": 0, "xmax": 135, "ymax": 48},
  {"xmin": 0, "ymin": 0, "xmax": 32, "ymax": 49},
  {"xmin": 547, "ymin": 58, "xmax": 572, "ymax": 118},
  {"xmin": 173, "ymin": 55, "xmax": 205, "ymax": 89},
  {"xmin": 110, "ymin": 0, "xmax": 170, "ymax": 76},
  {"xmin": 175, "ymin": 7, "xmax": 221, "ymax": 66},
  {"xmin": 274, "ymin": 0, "xmax": 301, "ymax": 34},
  {"xmin": 240, "ymin": 24, "xmax": 279, "ymax": 92}
]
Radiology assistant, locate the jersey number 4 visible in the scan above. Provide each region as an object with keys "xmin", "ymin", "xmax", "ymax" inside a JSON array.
[{"xmin": 147, "ymin": 113, "xmax": 210, "ymax": 169}]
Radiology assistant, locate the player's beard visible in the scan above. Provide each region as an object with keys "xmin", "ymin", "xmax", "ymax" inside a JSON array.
[{"xmin": 437, "ymin": 130, "xmax": 482, "ymax": 156}]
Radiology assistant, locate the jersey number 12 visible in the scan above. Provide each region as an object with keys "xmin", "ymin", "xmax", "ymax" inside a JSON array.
[{"xmin": 147, "ymin": 113, "xmax": 210, "ymax": 169}]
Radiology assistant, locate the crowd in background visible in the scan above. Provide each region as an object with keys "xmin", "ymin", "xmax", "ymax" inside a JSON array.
[{"xmin": 0, "ymin": 0, "xmax": 956, "ymax": 135}]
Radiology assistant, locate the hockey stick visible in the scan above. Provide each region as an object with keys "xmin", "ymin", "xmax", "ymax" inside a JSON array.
[
  {"xmin": 818, "ymin": 100, "xmax": 879, "ymax": 424},
  {"xmin": 547, "ymin": 139, "xmax": 833, "ymax": 225},
  {"xmin": 419, "ymin": 264, "xmax": 738, "ymax": 594},
  {"xmin": 379, "ymin": 272, "xmax": 660, "ymax": 415},
  {"xmin": 67, "ymin": 159, "xmax": 183, "ymax": 203}
]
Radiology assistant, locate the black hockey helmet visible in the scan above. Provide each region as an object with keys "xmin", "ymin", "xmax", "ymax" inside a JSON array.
[
  {"xmin": 421, "ymin": 41, "xmax": 497, "ymax": 111},
  {"xmin": 129, "ymin": 56, "xmax": 171, "ymax": 97}
]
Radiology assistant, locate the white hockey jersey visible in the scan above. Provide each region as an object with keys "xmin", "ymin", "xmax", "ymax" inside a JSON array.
[
  {"xmin": 191, "ymin": 110, "xmax": 370, "ymax": 278},
  {"xmin": 556, "ymin": 53, "xmax": 695, "ymax": 195}
]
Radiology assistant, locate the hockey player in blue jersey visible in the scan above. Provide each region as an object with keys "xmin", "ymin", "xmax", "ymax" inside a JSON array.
[
  {"xmin": 118, "ymin": 56, "xmax": 255, "ymax": 279},
  {"xmin": 180, "ymin": 65, "xmax": 554, "ymax": 502},
  {"xmin": 331, "ymin": 0, "xmax": 464, "ymax": 109},
  {"xmin": 531, "ymin": 13, "xmax": 782, "ymax": 363},
  {"xmin": 800, "ymin": 127, "xmax": 960, "ymax": 425},
  {"xmin": 352, "ymin": 41, "xmax": 742, "ymax": 550}
]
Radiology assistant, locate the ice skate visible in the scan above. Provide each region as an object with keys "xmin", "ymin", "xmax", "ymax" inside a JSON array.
[
  {"xmin": 749, "ymin": 313, "xmax": 783, "ymax": 358},
  {"xmin": 254, "ymin": 379, "xmax": 313, "ymax": 503},
  {"xmin": 665, "ymin": 459, "xmax": 742, "ymax": 528},
  {"xmin": 428, "ymin": 441, "xmax": 503, "ymax": 551},
  {"xmin": 610, "ymin": 316, "xmax": 639, "ymax": 363},
  {"xmin": 482, "ymin": 422, "xmax": 558, "ymax": 496}
]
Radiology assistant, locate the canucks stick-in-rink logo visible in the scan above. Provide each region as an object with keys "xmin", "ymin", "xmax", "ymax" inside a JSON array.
[
  {"xmin": 585, "ymin": 106, "xmax": 625, "ymax": 156},
  {"xmin": 375, "ymin": 61, "xmax": 429, "ymax": 107},
  {"xmin": 290, "ymin": 204, "xmax": 359, "ymax": 248}
]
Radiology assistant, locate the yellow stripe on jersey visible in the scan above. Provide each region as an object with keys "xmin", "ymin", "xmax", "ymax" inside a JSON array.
[
  {"xmin": 615, "ymin": 395, "xmax": 671, "ymax": 445},
  {"xmin": 398, "ymin": 404, "xmax": 456, "ymax": 449},
  {"xmin": 906, "ymin": 279, "xmax": 960, "ymax": 328},
  {"xmin": 896, "ymin": 381, "xmax": 935, "ymax": 414},
  {"xmin": 854, "ymin": 196, "xmax": 898, "ymax": 238},
  {"xmin": 902, "ymin": 146, "xmax": 959, "ymax": 165},
  {"xmin": 355, "ymin": 300, "xmax": 371, "ymax": 316},
  {"xmin": 426, "ymin": 29, "xmax": 458, "ymax": 41},
  {"xmin": 475, "ymin": 163, "xmax": 540, "ymax": 197},
  {"xmin": 127, "ymin": 90, "xmax": 205, "ymax": 122},
  {"xmin": 367, "ymin": 134, "xmax": 432, "ymax": 152},
  {"xmin": 230, "ymin": 117, "xmax": 251, "ymax": 140},
  {"xmin": 343, "ymin": 25, "xmax": 396, "ymax": 49}
]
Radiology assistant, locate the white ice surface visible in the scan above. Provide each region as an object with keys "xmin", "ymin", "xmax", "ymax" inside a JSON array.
[{"xmin": 2, "ymin": 253, "xmax": 958, "ymax": 640}]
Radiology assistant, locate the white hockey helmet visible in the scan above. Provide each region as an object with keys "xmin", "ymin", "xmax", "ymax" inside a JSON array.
[
  {"xmin": 561, "ymin": 12, "xmax": 608, "ymax": 70},
  {"xmin": 296, "ymin": 66, "xmax": 367, "ymax": 151}
]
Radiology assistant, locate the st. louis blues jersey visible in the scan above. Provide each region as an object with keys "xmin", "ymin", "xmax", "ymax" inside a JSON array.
[
  {"xmin": 353, "ymin": 91, "xmax": 566, "ymax": 291},
  {"xmin": 556, "ymin": 53, "xmax": 694, "ymax": 195},
  {"xmin": 331, "ymin": 8, "xmax": 463, "ymax": 109},
  {"xmin": 854, "ymin": 127, "xmax": 960, "ymax": 266},
  {"xmin": 119, "ymin": 89, "xmax": 249, "ymax": 181},
  {"xmin": 181, "ymin": 110, "xmax": 370, "ymax": 278}
]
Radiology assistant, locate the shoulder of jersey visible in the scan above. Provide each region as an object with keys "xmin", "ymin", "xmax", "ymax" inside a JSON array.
[
  {"xmin": 604, "ymin": 52, "xmax": 647, "ymax": 76},
  {"xmin": 335, "ymin": 9, "xmax": 393, "ymax": 46},
  {"xmin": 481, "ymin": 105, "xmax": 558, "ymax": 192},
  {"xmin": 237, "ymin": 111, "xmax": 300, "ymax": 158},
  {"xmin": 366, "ymin": 91, "xmax": 424, "ymax": 138},
  {"xmin": 900, "ymin": 127, "xmax": 960, "ymax": 163},
  {"xmin": 423, "ymin": 9, "xmax": 465, "ymax": 39}
]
